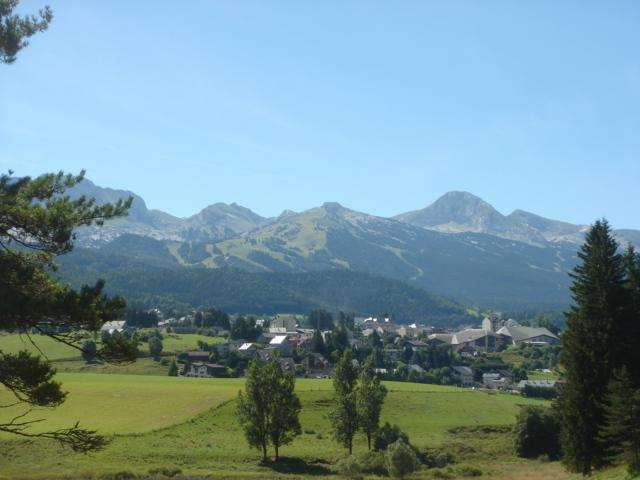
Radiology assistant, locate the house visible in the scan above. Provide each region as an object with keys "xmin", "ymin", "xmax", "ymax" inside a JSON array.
[
  {"xmin": 452, "ymin": 366, "xmax": 474, "ymax": 386},
  {"xmin": 482, "ymin": 373, "xmax": 508, "ymax": 389},
  {"xmin": 271, "ymin": 314, "xmax": 298, "ymax": 331},
  {"xmin": 269, "ymin": 335, "xmax": 293, "ymax": 356},
  {"xmin": 304, "ymin": 353, "xmax": 331, "ymax": 376},
  {"xmin": 100, "ymin": 320, "xmax": 126, "ymax": 334},
  {"xmin": 497, "ymin": 325, "xmax": 559, "ymax": 345},
  {"xmin": 237, "ymin": 343, "xmax": 258, "ymax": 357},
  {"xmin": 427, "ymin": 333, "xmax": 454, "ymax": 345},
  {"xmin": 516, "ymin": 379, "xmax": 557, "ymax": 391},
  {"xmin": 186, "ymin": 351, "xmax": 211, "ymax": 363},
  {"xmin": 405, "ymin": 340, "xmax": 428, "ymax": 352},
  {"xmin": 451, "ymin": 329, "xmax": 506, "ymax": 352},
  {"xmin": 214, "ymin": 343, "xmax": 230, "ymax": 357},
  {"xmin": 184, "ymin": 362, "xmax": 227, "ymax": 377},
  {"xmin": 408, "ymin": 364, "xmax": 425, "ymax": 374}
]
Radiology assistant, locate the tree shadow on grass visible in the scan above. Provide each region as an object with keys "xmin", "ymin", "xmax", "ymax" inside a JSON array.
[{"xmin": 264, "ymin": 457, "xmax": 331, "ymax": 476}]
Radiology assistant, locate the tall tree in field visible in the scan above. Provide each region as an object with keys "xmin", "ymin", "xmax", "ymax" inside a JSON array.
[
  {"xmin": 237, "ymin": 361, "xmax": 271, "ymax": 461},
  {"xmin": 265, "ymin": 362, "xmax": 301, "ymax": 461},
  {"xmin": 356, "ymin": 356, "xmax": 387, "ymax": 450},
  {"xmin": 330, "ymin": 349, "xmax": 359, "ymax": 454},
  {"xmin": 559, "ymin": 220, "xmax": 629, "ymax": 475},
  {"xmin": 0, "ymin": 0, "xmax": 52, "ymax": 63},
  {"xmin": 599, "ymin": 368, "xmax": 640, "ymax": 476},
  {"xmin": 237, "ymin": 360, "xmax": 302, "ymax": 462}
]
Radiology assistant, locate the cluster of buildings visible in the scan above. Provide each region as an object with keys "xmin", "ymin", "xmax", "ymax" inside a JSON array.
[{"xmin": 180, "ymin": 313, "xmax": 560, "ymax": 393}]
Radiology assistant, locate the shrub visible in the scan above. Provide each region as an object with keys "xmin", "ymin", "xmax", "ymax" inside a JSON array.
[
  {"xmin": 374, "ymin": 422, "xmax": 410, "ymax": 451},
  {"xmin": 522, "ymin": 385, "xmax": 557, "ymax": 399},
  {"xmin": 148, "ymin": 466, "xmax": 181, "ymax": 477},
  {"xmin": 99, "ymin": 472, "xmax": 137, "ymax": 480},
  {"xmin": 148, "ymin": 337, "xmax": 163, "ymax": 359},
  {"xmin": 514, "ymin": 405, "xmax": 561, "ymax": 460},
  {"xmin": 167, "ymin": 360, "xmax": 178, "ymax": 377},
  {"xmin": 386, "ymin": 440, "xmax": 418, "ymax": 478},
  {"xmin": 81, "ymin": 339, "xmax": 97, "ymax": 363},
  {"xmin": 421, "ymin": 448, "xmax": 455, "ymax": 468},
  {"xmin": 359, "ymin": 450, "xmax": 388, "ymax": 475},
  {"xmin": 334, "ymin": 455, "xmax": 364, "ymax": 479},
  {"xmin": 456, "ymin": 465, "xmax": 482, "ymax": 476}
]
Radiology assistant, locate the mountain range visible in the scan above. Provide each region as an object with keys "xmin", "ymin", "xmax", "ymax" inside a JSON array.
[{"xmin": 61, "ymin": 179, "xmax": 639, "ymax": 313}]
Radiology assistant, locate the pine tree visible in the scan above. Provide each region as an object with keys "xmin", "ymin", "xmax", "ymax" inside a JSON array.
[
  {"xmin": 356, "ymin": 356, "xmax": 387, "ymax": 450},
  {"xmin": 265, "ymin": 362, "xmax": 301, "ymax": 461},
  {"xmin": 167, "ymin": 359, "xmax": 178, "ymax": 376},
  {"xmin": 330, "ymin": 349, "xmax": 359, "ymax": 454},
  {"xmin": 623, "ymin": 246, "xmax": 640, "ymax": 386},
  {"xmin": 600, "ymin": 368, "xmax": 640, "ymax": 475},
  {"xmin": 0, "ymin": 0, "xmax": 53, "ymax": 64},
  {"xmin": 559, "ymin": 220, "xmax": 629, "ymax": 475}
]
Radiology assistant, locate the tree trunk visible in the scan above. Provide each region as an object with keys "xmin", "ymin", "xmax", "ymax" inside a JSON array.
[
  {"xmin": 348, "ymin": 438, "xmax": 353, "ymax": 455},
  {"xmin": 262, "ymin": 441, "xmax": 267, "ymax": 462},
  {"xmin": 274, "ymin": 443, "xmax": 279, "ymax": 462},
  {"xmin": 367, "ymin": 432, "xmax": 371, "ymax": 451}
]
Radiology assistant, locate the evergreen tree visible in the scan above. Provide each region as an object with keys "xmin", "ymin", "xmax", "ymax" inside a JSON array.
[
  {"xmin": 311, "ymin": 328, "xmax": 325, "ymax": 354},
  {"xmin": 264, "ymin": 362, "xmax": 302, "ymax": 461},
  {"xmin": 0, "ymin": 169, "xmax": 131, "ymax": 451},
  {"xmin": 623, "ymin": 245, "xmax": 640, "ymax": 386},
  {"xmin": 0, "ymin": 0, "xmax": 52, "ymax": 64},
  {"xmin": 356, "ymin": 356, "xmax": 387, "ymax": 450},
  {"xmin": 559, "ymin": 220, "xmax": 629, "ymax": 475},
  {"xmin": 167, "ymin": 359, "xmax": 178, "ymax": 376},
  {"xmin": 308, "ymin": 308, "xmax": 334, "ymax": 330},
  {"xmin": 330, "ymin": 350, "xmax": 359, "ymax": 454},
  {"xmin": 148, "ymin": 336, "xmax": 163, "ymax": 359},
  {"xmin": 81, "ymin": 340, "xmax": 97, "ymax": 363},
  {"xmin": 237, "ymin": 360, "xmax": 270, "ymax": 461},
  {"xmin": 600, "ymin": 368, "xmax": 640, "ymax": 476}
]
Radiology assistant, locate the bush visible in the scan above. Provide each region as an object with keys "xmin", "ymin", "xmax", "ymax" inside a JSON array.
[
  {"xmin": 148, "ymin": 337, "xmax": 163, "ymax": 359},
  {"xmin": 99, "ymin": 472, "xmax": 137, "ymax": 480},
  {"xmin": 386, "ymin": 440, "xmax": 418, "ymax": 478},
  {"xmin": 522, "ymin": 385, "xmax": 557, "ymax": 399},
  {"xmin": 421, "ymin": 448, "xmax": 455, "ymax": 468},
  {"xmin": 456, "ymin": 465, "xmax": 482, "ymax": 476},
  {"xmin": 514, "ymin": 405, "xmax": 561, "ymax": 460},
  {"xmin": 148, "ymin": 466, "xmax": 181, "ymax": 477},
  {"xmin": 167, "ymin": 359, "xmax": 178, "ymax": 376},
  {"xmin": 374, "ymin": 422, "xmax": 410, "ymax": 451},
  {"xmin": 334, "ymin": 455, "xmax": 364, "ymax": 480},
  {"xmin": 81, "ymin": 339, "xmax": 97, "ymax": 363}
]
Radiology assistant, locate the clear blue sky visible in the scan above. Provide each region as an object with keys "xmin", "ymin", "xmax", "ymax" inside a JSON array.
[{"xmin": 2, "ymin": 1, "xmax": 639, "ymax": 228}]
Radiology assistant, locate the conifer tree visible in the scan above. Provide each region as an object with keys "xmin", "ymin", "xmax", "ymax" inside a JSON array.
[
  {"xmin": 559, "ymin": 220, "xmax": 629, "ymax": 475},
  {"xmin": 330, "ymin": 349, "xmax": 359, "ymax": 454},
  {"xmin": 0, "ymin": 0, "xmax": 52, "ymax": 64},
  {"xmin": 599, "ymin": 368, "xmax": 640, "ymax": 476},
  {"xmin": 623, "ymin": 245, "xmax": 640, "ymax": 385},
  {"xmin": 356, "ymin": 356, "xmax": 387, "ymax": 450}
]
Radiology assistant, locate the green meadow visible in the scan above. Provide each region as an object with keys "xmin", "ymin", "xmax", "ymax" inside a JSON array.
[{"xmin": 0, "ymin": 373, "xmax": 577, "ymax": 480}]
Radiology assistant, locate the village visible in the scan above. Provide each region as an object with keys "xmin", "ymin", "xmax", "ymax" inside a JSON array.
[{"xmin": 102, "ymin": 310, "xmax": 562, "ymax": 397}]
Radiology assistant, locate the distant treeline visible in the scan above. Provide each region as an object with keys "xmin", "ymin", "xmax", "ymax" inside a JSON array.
[{"xmin": 58, "ymin": 245, "xmax": 476, "ymax": 325}]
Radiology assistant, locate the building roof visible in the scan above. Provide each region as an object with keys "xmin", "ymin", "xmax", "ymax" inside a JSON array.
[
  {"xmin": 428, "ymin": 333, "xmax": 454, "ymax": 344},
  {"xmin": 270, "ymin": 335, "xmax": 288, "ymax": 345},
  {"xmin": 452, "ymin": 366, "xmax": 473, "ymax": 376},
  {"xmin": 517, "ymin": 380, "xmax": 557, "ymax": 389},
  {"xmin": 497, "ymin": 325, "xmax": 559, "ymax": 342},
  {"xmin": 452, "ymin": 328, "xmax": 497, "ymax": 345},
  {"xmin": 238, "ymin": 343, "xmax": 255, "ymax": 351},
  {"xmin": 100, "ymin": 320, "xmax": 126, "ymax": 332}
]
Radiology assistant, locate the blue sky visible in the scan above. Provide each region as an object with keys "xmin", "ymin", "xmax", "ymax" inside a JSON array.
[{"xmin": 2, "ymin": 1, "xmax": 639, "ymax": 228}]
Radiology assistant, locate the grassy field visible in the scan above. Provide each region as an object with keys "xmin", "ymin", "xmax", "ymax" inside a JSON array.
[{"xmin": 0, "ymin": 373, "xmax": 577, "ymax": 479}]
